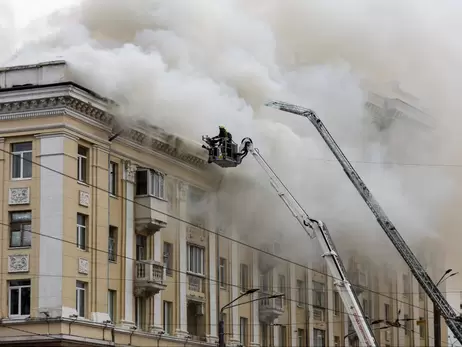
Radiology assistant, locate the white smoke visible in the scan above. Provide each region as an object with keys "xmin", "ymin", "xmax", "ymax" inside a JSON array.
[{"xmin": 4, "ymin": 0, "xmax": 462, "ymax": 272}]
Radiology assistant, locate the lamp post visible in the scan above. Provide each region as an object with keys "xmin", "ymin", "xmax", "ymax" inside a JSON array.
[
  {"xmin": 218, "ymin": 289, "xmax": 284, "ymax": 347},
  {"xmin": 434, "ymin": 269, "xmax": 459, "ymax": 347}
]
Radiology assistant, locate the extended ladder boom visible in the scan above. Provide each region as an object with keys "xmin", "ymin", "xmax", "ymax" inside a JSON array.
[
  {"xmin": 248, "ymin": 145, "xmax": 378, "ymax": 347},
  {"xmin": 265, "ymin": 100, "xmax": 462, "ymax": 344}
]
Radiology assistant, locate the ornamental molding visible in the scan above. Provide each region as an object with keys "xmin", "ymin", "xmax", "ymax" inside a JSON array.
[
  {"xmin": 8, "ymin": 254, "xmax": 29, "ymax": 273},
  {"xmin": 9, "ymin": 187, "xmax": 30, "ymax": 205},
  {"xmin": 78, "ymin": 257, "xmax": 89, "ymax": 275},
  {"xmin": 79, "ymin": 190, "xmax": 90, "ymax": 207},
  {"xmin": 0, "ymin": 86, "xmax": 209, "ymax": 169}
]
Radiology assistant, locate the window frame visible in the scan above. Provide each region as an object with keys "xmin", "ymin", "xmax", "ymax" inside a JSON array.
[
  {"xmin": 109, "ymin": 161, "xmax": 118, "ymax": 195},
  {"xmin": 77, "ymin": 213, "xmax": 87, "ymax": 250},
  {"xmin": 278, "ymin": 274, "xmax": 286, "ymax": 305},
  {"xmin": 240, "ymin": 263, "xmax": 249, "ymax": 293},
  {"xmin": 135, "ymin": 169, "xmax": 165, "ymax": 199},
  {"xmin": 219, "ymin": 257, "xmax": 227, "ymax": 288},
  {"xmin": 108, "ymin": 226, "xmax": 117, "ymax": 262},
  {"xmin": 163, "ymin": 242, "xmax": 174, "ymax": 277},
  {"xmin": 239, "ymin": 317, "xmax": 248, "ymax": 345},
  {"xmin": 187, "ymin": 244, "xmax": 205, "ymax": 275},
  {"xmin": 8, "ymin": 279, "xmax": 31, "ymax": 318},
  {"xmin": 108, "ymin": 289, "xmax": 116, "ymax": 322},
  {"xmin": 77, "ymin": 145, "xmax": 88, "ymax": 183},
  {"xmin": 312, "ymin": 281, "xmax": 326, "ymax": 308},
  {"xmin": 76, "ymin": 281, "xmax": 86, "ymax": 317},
  {"xmin": 334, "ymin": 291, "xmax": 340, "ymax": 315},
  {"xmin": 163, "ymin": 300, "xmax": 173, "ymax": 334},
  {"xmin": 9, "ymin": 211, "xmax": 32, "ymax": 248},
  {"xmin": 11, "ymin": 142, "xmax": 32, "ymax": 180},
  {"xmin": 296, "ymin": 280, "xmax": 303, "ymax": 306}
]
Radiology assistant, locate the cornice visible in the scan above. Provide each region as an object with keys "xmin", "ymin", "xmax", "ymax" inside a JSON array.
[{"xmin": 0, "ymin": 85, "xmax": 209, "ymax": 170}]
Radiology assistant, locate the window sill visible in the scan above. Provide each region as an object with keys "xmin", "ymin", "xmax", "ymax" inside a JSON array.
[
  {"xmin": 11, "ymin": 177, "xmax": 32, "ymax": 182},
  {"xmin": 220, "ymin": 286, "xmax": 227, "ymax": 291},
  {"xmin": 77, "ymin": 247, "xmax": 89, "ymax": 253},
  {"xmin": 77, "ymin": 181, "xmax": 90, "ymax": 187},
  {"xmin": 186, "ymin": 271, "xmax": 206, "ymax": 278},
  {"xmin": 9, "ymin": 246, "xmax": 31, "ymax": 250},
  {"xmin": 8, "ymin": 315, "xmax": 30, "ymax": 320},
  {"xmin": 134, "ymin": 194, "xmax": 167, "ymax": 202},
  {"xmin": 109, "ymin": 260, "xmax": 117, "ymax": 264},
  {"xmin": 109, "ymin": 194, "xmax": 118, "ymax": 199},
  {"xmin": 296, "ymin": 304, "xmax": 303, "ymax": 308}
]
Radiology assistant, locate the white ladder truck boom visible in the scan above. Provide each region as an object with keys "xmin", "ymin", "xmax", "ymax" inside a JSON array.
[
  {"xmin": 264, "ymin": 100, "xmax": 462, "ymax": 345},
  {"xmin": 201, "ymin": 133, "xmax": 378, "ymax": 347}
]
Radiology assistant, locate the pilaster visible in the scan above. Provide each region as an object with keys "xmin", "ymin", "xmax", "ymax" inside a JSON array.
[
  {"xmin": 230, "ymin": 227, "xmax": 240, "ymax": 344},
  {"xmin": 206, "ymin": 193, "xmax": 218, "ymax": 343},
  {"xmin": 120, "ymin": 161, "xmax": 136, "ymax": 327},
  {"xmin": 175, "ymin": 181, "xmax": 189, "ymax": 337},
  {"xmin": 250, "ymin": 251, "xmax": 260, "ymax": 347},
  {"xmin": 327, "ymin": 270, "xmax": 334, "ymax": 347},
  {"xmin": 151, "ymin": 224, "xmax": 163, "ymax": 332},
  {"xmin": 307, "ymin": 268, "xmax": 314, "ymax": 347},
  {"xmin": 289, "ymin": 263, "xmax": 297, "ymax": 347}
]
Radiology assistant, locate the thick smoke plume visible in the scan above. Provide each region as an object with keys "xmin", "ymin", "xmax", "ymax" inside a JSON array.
[{"xmin": 3, "ymin": 0, "xmax": 462, "ymax": 275}]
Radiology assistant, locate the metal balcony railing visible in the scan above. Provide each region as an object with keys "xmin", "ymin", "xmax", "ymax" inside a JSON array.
[{"xmin": 259, "ymin": 292, "xmax": 284, "ymax": 311}]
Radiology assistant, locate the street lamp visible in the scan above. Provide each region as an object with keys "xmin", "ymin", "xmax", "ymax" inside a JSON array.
[
  {"xmin": 218, "ymin": 289, "xmax": 284, "ymax": 347},
  {"xmin": 434, "ymin": 269, "xmax": 459, "ymax": 347}
]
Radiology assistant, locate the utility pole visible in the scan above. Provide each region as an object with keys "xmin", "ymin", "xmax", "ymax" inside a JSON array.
[{"xmin": 435, "ymin": 269, "xmax": 458, "ymax": 347}]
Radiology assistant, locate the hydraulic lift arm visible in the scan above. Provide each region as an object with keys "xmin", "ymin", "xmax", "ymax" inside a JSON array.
[
  {"xmin": 201, "ymin": 135, "xmax": 378, "ymax": 346},
  {"xmin": 264, "ymin": 100, "xmax": 462, "ymax": 345}
]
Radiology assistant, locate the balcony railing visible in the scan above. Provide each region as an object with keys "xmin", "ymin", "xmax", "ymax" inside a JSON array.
[
  {"xmin": 188, "ymin": 273, "xmax": 205, "ymax": 293},
  {"xmin": 259, "ymin": 292, "xmax": 284, "ymax": 323},
  {"xmin": 134, "ymin": 260, "xmax": 166, "ymax": 297}
]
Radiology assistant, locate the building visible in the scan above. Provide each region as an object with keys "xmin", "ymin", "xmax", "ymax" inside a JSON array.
[{"xmin": 0, "ymin": 61, "xmax": 449, "ymax": 347}]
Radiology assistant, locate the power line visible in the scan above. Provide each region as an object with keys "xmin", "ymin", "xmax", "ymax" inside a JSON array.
[{"xmin": 0, "ymin": 146, "xmax": 440, "ymax": 313}]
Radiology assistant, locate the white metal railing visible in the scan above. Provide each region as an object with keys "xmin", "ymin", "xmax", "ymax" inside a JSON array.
[
  {"xmin": 188, "ymin": 273, "xmax": 205, "ymax": 293},
  {"xmin": 135, "ymin": 260, "xmax": 164, "ymax": 284}
]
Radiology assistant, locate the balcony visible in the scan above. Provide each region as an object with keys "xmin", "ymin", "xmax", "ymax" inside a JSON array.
[
  {"xmin": 134, "ymin": 260, "xmax": 166, "ymax": 297},
  {"xmin": 349, "ymin": 270, "xmax": 367, "ymax": 295},
  {"xmin": 259, "ymin": 242, "xmax": 281, "ymax": 272},
  {"xmin": 187, "ymin": 273, "xmax": 206, "ymax": 300},
  {"xmin": 259, "ymin": 292, "xmax": 284, "ymax": 323},
  {"xmin": 134, "ymin": 195, "xmax": 168, "ymax": 235}
]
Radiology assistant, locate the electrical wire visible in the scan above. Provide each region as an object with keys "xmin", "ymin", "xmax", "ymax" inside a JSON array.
[{"xmin": 0, "ymin": 145, "xmax": 445, "ymax": 312}]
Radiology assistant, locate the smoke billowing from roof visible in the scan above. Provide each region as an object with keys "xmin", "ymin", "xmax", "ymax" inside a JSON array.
[{"xmin": 3, "ymin": 0, "xmax": 462, "ymax": 273}]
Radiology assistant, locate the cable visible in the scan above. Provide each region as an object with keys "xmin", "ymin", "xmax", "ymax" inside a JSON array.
[
  {"xmin": 0, "ymin": 146, "xmax": 442, "ymax": 313},
  {"xmin": 0, "ymin": 320, "xmax": 449, "ymax": 347},
  {"xmin": 0, "ymin": 218, "xmax": 436, "ymax": 316}
]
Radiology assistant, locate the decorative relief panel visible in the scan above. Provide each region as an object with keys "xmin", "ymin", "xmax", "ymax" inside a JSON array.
[
  {"xmin": 78, "ymin": 258, "xmax": 89, "ymax": 275},
  {"xmin": 9, "ymin": 187, "xmax": 30, "ymax": 205},
  {"xmin": 8, "ymin": 254, "xmax": 29, "ymax": 273},
  {"xmin": 124, "ymin": 161, "xmax": 137, "ymax": 183},
  {"xmin": 79, "ymin": 191, "xmax": 90, "ymax": 207}
]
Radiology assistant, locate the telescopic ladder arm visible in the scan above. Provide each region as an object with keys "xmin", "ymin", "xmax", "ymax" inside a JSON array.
[
  {"xmin": 265, "ymin": 100, "xmax": 462, "ymax": 345},
  {"xmin": 246, "ymin": 144, "xmax": 378, "ymax": 347}
]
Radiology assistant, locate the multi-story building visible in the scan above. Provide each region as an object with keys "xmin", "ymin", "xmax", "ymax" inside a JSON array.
[{"xmin": 0, "ymin": 61, "xmax": 449, "ymax": 347}]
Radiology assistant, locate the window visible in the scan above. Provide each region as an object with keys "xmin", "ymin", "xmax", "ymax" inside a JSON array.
[
  {"xmin": 76, "ymin": 213, "xmax": 87, "ymax": 250},
  {"xmin": 404, "ymin": 314, "xmax": 410, "ymax": 335},
  {"xmin": 279, "ymin": 274, "xmax": 286, "ymax": 305},
  {"xmin": 109, "ymin": 162, "xmax": 118, "ymax": 195},
  {"xmin": 314, "ymin": 329, "xmax": 325, "ymax": 347},
  {"xmin": 419, "ymin": 285, "xmax": 425, "ymax": 301},
  {"xmin": 163, "ymin": 301, "xmax": 173, "ymax": 334},
  {"xmin": 76, "ymin": 281, "xmax": 86, "ymax": 317},
  {"xmin": 8, "ymin": 280, "xmax": 31, "ymax": 317},
  {"xmin": 362, "ymin": 298, "xmax": 369, "ymax": 317},
  {"xmin": 419, "ymin": 316, "xmax": 425, "ymax": 338},
  {"xmin": 239, "ymin": 317, "xmax": 247, "ymax": 345},
  {"xmin": 334, "ymin": 336, "xmax": 340, "ymax": 347},
  {"xmin": 135, "ymin": 297, "xmax": 146, "ymax": 329},
  {"xmin": 313, "ymin": 281, "xmax": 326, "ymax": 307},
  {"xmin": 77, "ymin": 146, "xmax": 88, "ymax": 183},
  {"xmin": 10, "ymin": 211, "xmax": 32, "ymax": 248},
  {"xmin": 219, "ymin": 257, "xmax": 227, "ymax": 288},
  {"xmin": 334, "ymin": 291, "xmax": 340, "ymax": 315},
  {"xmin": 240, "ymin": 264, "xmax": 249, "ymax": 292},
  {"xmin": 108, "ymin": 290, "xmax": 116, "ymax": 322},
  {"xmin": 136, "ymin": 235, "xmax": 147, "ymax": 260},
  {"xmin": 297, "ymin": 280, "xmax": 303, "ymax": 306},
  {"xmin": 403, "ymin": 274, "xmax": 410, "ymax": 297},
  {"xmin": 280, "ymin": 326, "xmax": 287, "ymax": 347},
  {"xmin": 135, "ymin": 169, "xmax": 165, "ymax": 198},
  {"xmin": 261, "ymin": 324, "xmax": 268, "ymax": 347},
  {"xmin": 187, "ymin": 244, "xmax": 205, "ymax": 275},
  {"xmin": 384, "ymin": 303, "xmax": 390, "ymax": 321},
  {"xmin": 11, "ymin": 142, "xmax": 32, "ymax": 179},
  {"xmin": 108, "ymin": 226, "xmax": 117, "ymax": 262},
  {"xmin": 297, "ymin": 329, "xmax": 304, "ymax": 347},
  {"xmin": 163, "ymin": 242, "xmax": 173, "ymax": 277}
]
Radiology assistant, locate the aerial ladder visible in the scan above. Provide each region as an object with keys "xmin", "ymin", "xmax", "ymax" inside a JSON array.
[
  {"xmin": 202, "ymin": 134, "xmax": 379, "ymax": 347},
  {"xmin": 260, "ymin": 100, "xmax": 462, "ymax": 345}
]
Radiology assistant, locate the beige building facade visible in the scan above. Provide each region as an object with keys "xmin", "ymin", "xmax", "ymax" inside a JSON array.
[{"xmin": 0, "ymin": 61, "xmax": 448, "ymax": 347}]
